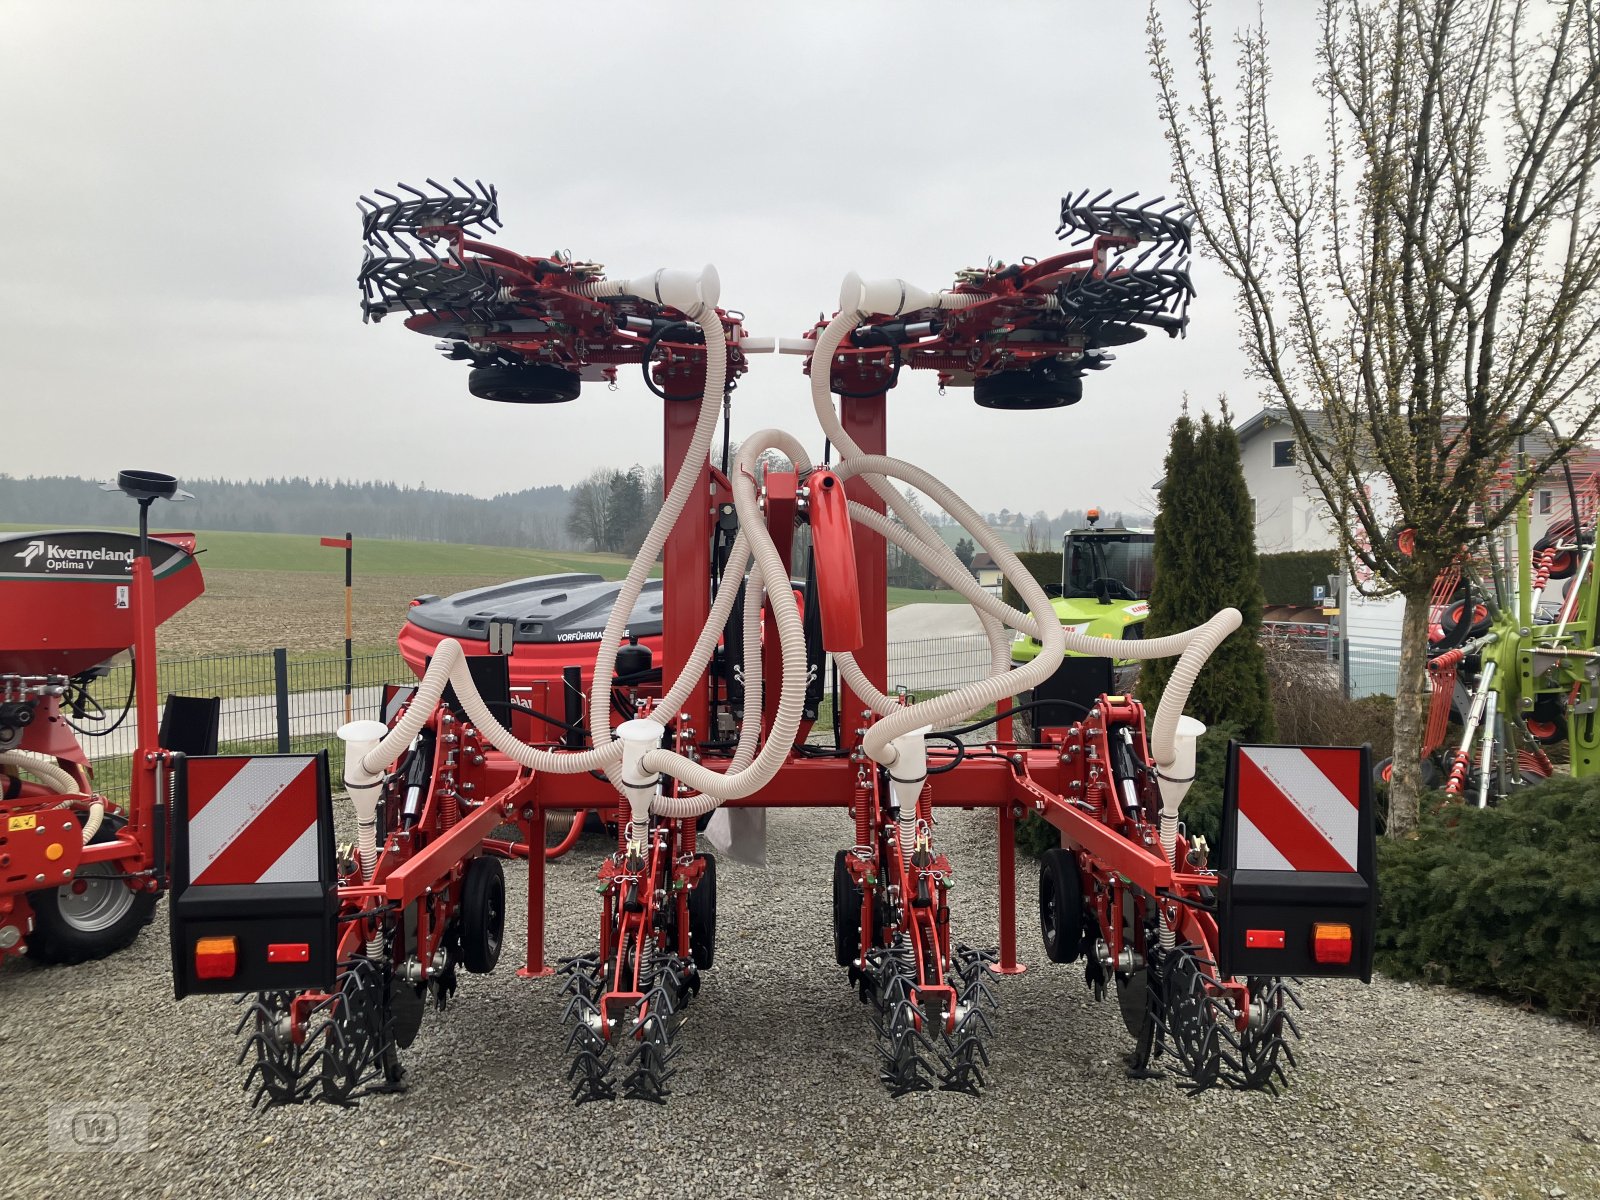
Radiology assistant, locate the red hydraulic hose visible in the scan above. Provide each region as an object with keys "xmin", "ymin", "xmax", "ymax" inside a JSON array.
[
  {"xmin": 484, "ymin": 810, "xmax": 586, "ymax": 863},
  {"xmin": 547, "ymin": 811, "xmax": 585, "ymax": 860}
]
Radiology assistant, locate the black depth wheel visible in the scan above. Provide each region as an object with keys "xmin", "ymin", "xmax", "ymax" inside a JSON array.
[
  {"xmin": 459, "ymin": 856, "xmax": 504, "ymax": 974},
  {"xmin": 832, "ymin": 850, "xmax": 863, "ymax": 967},
  {"xmin": 467, "ymin": 363, "xmax": 581, "ymax": 404},
  {"xmin": 688, "ymin": 853, "xmax": 716, "ymax": 971},
  {"xmin": 1038, "ymin": 847, "xmax": 1083, "ymax": 964},
  {"xmin": 27, "ymin": 813, "xmax": 157, "ymax": 965}
]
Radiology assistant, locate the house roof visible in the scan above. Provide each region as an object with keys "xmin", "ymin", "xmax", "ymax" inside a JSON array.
[
  {"xmin": 971, "ymin": 551, "xmax": 998, "ymax": 571},
  {"xmin": 1150, "ymin": 406, "xmax": 1590, "ymax": 489}
]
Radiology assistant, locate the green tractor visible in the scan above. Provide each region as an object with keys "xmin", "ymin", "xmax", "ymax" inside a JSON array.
[{"xmin": 1011, "ymin": 512, "xmax": 1154, "ymax": 735}]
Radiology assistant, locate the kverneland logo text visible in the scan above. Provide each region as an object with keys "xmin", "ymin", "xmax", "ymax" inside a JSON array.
[{"xmin": 12, "ymin": 541, "xmax": 134, "ymax": 572}]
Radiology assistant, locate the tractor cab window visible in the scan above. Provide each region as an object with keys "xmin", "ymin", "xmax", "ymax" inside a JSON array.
[{"xmin": 1063, "ymin": 533, "xmax": 1155, "ymax": 602}]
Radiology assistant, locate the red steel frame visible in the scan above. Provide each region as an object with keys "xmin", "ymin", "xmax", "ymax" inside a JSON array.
[{"xmin": 501, "ymin": 381, "xmax": 1034, "ymax": 978}]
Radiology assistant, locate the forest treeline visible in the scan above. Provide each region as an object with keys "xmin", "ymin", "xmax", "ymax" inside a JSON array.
[
  {"xmin": 0, "ymin": 475, "xmax": 578, "ymax": 550},
  {"xmin": 1, "ymin": 472, "xmax": 1134, "ymax": 560}
]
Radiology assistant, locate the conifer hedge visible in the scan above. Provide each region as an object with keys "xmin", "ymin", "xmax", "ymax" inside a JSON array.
[
  {"xmin": 1376, "ymin": 777, "xmax": 1600, "ymax": 1021},
  {"xmin": 1138, "ymin": 412, "xmax": 1275, "ymax": 741}
]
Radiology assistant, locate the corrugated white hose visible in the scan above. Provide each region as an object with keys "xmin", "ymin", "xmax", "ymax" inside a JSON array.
[
  {"xmin": 0, "ymin": 749, "xmax": 78, "ymax": 794},
  {"xmin": 826, "ymin": 453, "xmax": 1067, "ymax": 761},
  {"xmin": 808, "ymin": 302, "xmax": 1023, "ymax": 712},
  {"xmin": 348, "ymin": 272, "xmax": 726, "ymax": 789},
  {"xmin": 584, "ymin": 296, "xmax": 730, "ymax": 784},
  {"xmin": 808, "ymin": 298, "xmax": 1006, "ymax": 620},
  {"xmin": 636, "ymin": 525, "xmax": 764, "ymax": 776},
  {"xmin": 830, "ymin": 452, "xmax": 1243, "ymax": 771},
  {"xmin": 0, "ymin": 750, "xmax": 103, "ymax": 844},
  {"xmin": 640, "ymin": 430, "xmax": 815, "ymax": 813}
]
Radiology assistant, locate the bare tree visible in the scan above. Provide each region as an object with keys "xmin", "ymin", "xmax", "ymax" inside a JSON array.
[
  {"xmin": 1149, "ymin": 0, "xmax": 1600, "ymax": 832},
  {"xmin": 565, "ymin": 467, "xmax": 615, "ymax": 552}
]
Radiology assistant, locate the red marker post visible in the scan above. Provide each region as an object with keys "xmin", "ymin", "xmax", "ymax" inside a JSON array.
[{"xmin": 320, "ymin": 533, "xmax": 354, "ymax": 722}]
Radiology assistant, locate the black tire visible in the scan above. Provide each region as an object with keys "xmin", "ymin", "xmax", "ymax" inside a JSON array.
[
  {"xmin": 1377, "ymin": 756, "xmax": 1445, "ymax": 790},
  {"xmin": 832, "ymin": 850, "xmax": 863, "ymax": 967},
  {"xmin": 688, "ymin": 854, "xmax": 716, "ymax": 970},
  {"xmin": 459, "ymin": 856, "xmax": 504, "ymax": 974},
  {"xmin": 1374, "ymin": 756, "xmax": 1395, "ymax": 788},
  {"xmin": 1534, "ymin": 531, "xmax": 1578, "ymax": 580},
  {"xmin": 1039, "ymin": 847, "xmax": 1084, "ymax": 964},
  {"xmin": 27, "ymin": 813, "xmax": 157, "ymax": 966},
  {"xmin": 467, "ymin": 363, "xmax": 581, "ymax": 404},
  {"xmin": 974, "ymin": 362, "xmax": 1084, "ymax": 410},
  {"xmin": 1439, "ymin": 586, "xmax": 1491, "ymax": 644},
  {"xmin": 1527, "ymin": 695, "xmax": 1568, "ymax": 745}
]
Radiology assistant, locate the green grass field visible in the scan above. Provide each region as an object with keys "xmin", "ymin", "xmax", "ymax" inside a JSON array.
[
  {"xmin": 0, "ymin": 523, "xmax": 641, "ymax": 578},
  {"xmin": 2, "ymin": 523, "xmax": 968, "ymax": 607}
]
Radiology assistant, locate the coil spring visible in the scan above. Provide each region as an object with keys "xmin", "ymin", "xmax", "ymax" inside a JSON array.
[
  {"xmin": 855, "ymin": 792, "xmax": 872, "ymax": 847},
  {"xmin": 638, "ymin": 940, "xmax": 658, "ymax": 992},
  {"xmin": 682, "ymin": 819, "xmax": 696, "ymax": 858},
  {"xmin": 441, "ymin": 786, "xmax": 459, "ymax": 829},
  {"xmin": 617, "ymin": 792, "xmax": 629, "ymax": 853},
  {"xmin": 1534, "ymin": 546, "xmax": 1556, "ymax": 590},
  {"xmin": 890, "ymin": 934, "xmax": 916, "ymax": 978},
  {"xmin": 917, "ymin": 782, "xmax": 932, "ymax": 827}
]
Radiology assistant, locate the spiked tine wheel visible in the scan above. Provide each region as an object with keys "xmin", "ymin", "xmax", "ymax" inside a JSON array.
[
  {"xmin": 1057, "ymin": 189, "xmax": 1194, "ymax": 249},
  {"xmin": 359, "ymin": 178, "xmax": 500, "ymax": 248}
]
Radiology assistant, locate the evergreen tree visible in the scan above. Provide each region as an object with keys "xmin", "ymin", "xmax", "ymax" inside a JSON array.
[
  {"xmin": 954, "ymin": 537, "xmax": 976, "ymax": 572},
  {"xmin": 1137, "ymin": 407, "xmax": 1274, "ymax": 742}
]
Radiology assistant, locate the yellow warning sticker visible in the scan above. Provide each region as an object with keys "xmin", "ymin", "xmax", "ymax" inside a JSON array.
[{"xmin": 8, "ymin": 814, "xmax": 37, "ymax": 832}]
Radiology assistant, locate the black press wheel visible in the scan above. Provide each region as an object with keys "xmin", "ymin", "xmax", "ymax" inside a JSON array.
[
  {"xmin": 1534, "ymin": 531, "xmax": 1579, "ymax": 580},
  {"xmin": 688, "ymin": 853, "xmax": 716, "ymax": 971},
  {"xmin": 1039, "ymin": 847, "xmax": 1084, "ymax": 964},
  {"xmin": 27, "ymin": 813, "xmax": 157, "ymax": 966},
  {"xmin": 832, "ymin": 850, "xmax": 863, "ymax": 967},
  {"xmin": 467, "ymin": 363, "xmax": 581, "ymax": 404},
  {"xmin": 459, "ymin": 855, "xmax": 505, "ymax": 974}
]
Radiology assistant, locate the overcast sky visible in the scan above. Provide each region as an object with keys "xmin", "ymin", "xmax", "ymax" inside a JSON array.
[{"xmin": 0, "ymin": 1, "xmax": 1323, "ymax": 520}]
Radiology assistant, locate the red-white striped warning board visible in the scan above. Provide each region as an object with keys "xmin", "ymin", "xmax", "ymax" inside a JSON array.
[
  {"xmin": 1234, "ymin": 746, "xmax": 1362, "ymax": 873},
  {"xmin": 186, "ymin": 755, "xmax": 322, "ymax": 886}
]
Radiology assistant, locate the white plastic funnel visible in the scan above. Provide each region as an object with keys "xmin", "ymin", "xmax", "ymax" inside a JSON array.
[{"xmin": 1157, "ymin": 714, "xmax": 1207, "ymax": 817}]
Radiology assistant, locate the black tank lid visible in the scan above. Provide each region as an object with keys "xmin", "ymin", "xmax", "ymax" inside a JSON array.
[{"xmin": 406, "ymin": 573, "xmax": 664, "ymax": 645}]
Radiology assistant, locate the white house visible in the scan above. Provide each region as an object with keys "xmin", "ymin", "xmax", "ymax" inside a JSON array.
[
  {"xmin": 1153, "ymin": 406, "xmax": 1598, "ymax": 697},
  {"xmin": 1233, "ymin": 409, "xmax": 1338, "ymax": 553},
  {"xmin": 1228, "ymin": 406, "xmax": 1599, "ymax": 553},
  {"xmin": 971, "ymin": 551, "xmax": 1003, "ymax": 596}
]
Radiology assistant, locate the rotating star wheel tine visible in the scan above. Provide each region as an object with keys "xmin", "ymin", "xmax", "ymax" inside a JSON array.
[
  {"xmin": 937, "ymin": 944, "xmax": 1002, "ymax": 1095},
  {"xmin": 234, "ymin": 991, "xmax": 317, "ymax": 1108},
  {"xmin": 863, "ymin": 943, "xmax": 939, "ymax": 1096},
  {"xmin": 1158, "ymin": 946, "xmax": 1231, "ymax": 1094},
  {"xmin": 557, "ymin": 954, "xmax": 616, "ymax": 1104},
  {"xmin": 359, "ymin": 178, "xmax": 500, "ymax": 250},
  {"xmin": 305, "ymin": 959, "xmax": 405, "ymax": 1107},
  {"xmin": 1058, "ymin": 189, "xmax": 1193, "ymax": 249},
  {"xmin": 358, "ymin": 245, "xmax": 504, "ymax": 324},
  {"xmin": 1217, "ymin": 977, "xmax": 1303, "ymax": 1094}
]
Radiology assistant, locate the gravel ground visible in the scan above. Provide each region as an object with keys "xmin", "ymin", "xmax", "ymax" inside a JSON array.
[{"xmin": 3, "ymin": 806, "xmax": 1598, "ymax": 1200}]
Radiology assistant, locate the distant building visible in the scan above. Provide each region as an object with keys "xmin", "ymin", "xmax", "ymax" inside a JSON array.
[
  {"xmin": 970, "ymin": 551, "xmax": 1003, "ymax": 596},
  {"xmin": 1155, "ymin": 405, "xmax": 1598, "ymax": 553}
]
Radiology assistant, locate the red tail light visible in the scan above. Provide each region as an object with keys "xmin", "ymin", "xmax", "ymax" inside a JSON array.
[
  {"xmin": 194, "ymin": 935, "xmax": 238, "ymax": 980},
  {"xmin": 1312, "ymin": 923, "xmax": 1353, "ymax": 965}
]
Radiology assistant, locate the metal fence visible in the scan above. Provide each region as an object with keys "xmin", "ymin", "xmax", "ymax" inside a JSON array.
[
  {"xmin": 80, "ymin": 648, "xmax": 409, "ymax": 802},
  {"xmin": 885, "ymin": 635, "xmax": 995, "ymax": 694}
]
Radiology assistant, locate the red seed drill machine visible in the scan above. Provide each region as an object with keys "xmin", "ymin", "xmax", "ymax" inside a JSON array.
[
  {"xmin": 1, "ymin": 472, "xmax": 209, "ymax": 965},
  {"xmin": 166, "ymin": 180, "xmax": 1376, "ymax": 1106}
]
